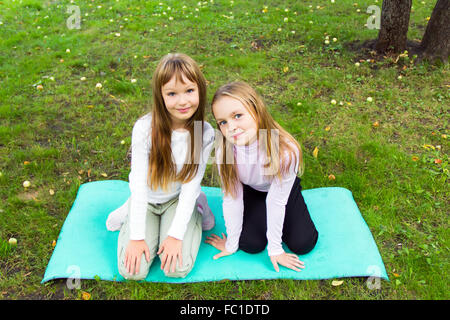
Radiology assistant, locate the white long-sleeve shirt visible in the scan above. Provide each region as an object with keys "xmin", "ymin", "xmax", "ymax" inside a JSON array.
[
  {"xmin": 217, "ymin": 139, "xmax": 300, "ymax": 256},
  {"xmin": 128, "ymin": 113, "xmax": 215, "ymax": 241}
]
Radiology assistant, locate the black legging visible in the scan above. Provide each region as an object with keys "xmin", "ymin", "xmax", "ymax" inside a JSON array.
[{"xmin": 238, "ymin": 177, "xmax": 318, "ymax": 255}]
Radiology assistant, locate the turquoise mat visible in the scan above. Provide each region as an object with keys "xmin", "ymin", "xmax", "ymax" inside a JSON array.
[{"xmin": 42, "ymin": 180, "xmax": 388, "ymax": 283}]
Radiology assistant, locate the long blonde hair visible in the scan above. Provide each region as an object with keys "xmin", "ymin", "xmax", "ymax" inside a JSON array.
[
  {"xmin": 212, "ymin": 81, "xmax": 304, "ymax": 198},
  {"xmin": 148, "ymin": 53, "xmax": 206, "ymax": 191}
]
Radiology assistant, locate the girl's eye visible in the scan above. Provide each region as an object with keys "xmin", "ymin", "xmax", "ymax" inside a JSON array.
[
  {"xmin": 187, "ymin": 88, "xmax": 195, "ymax": 93},
  {"xmin": 218, "ymin": 120, "xmax": 226, "ymax": 126},
  {"xmin": 234, "ymin": 114, "xmax": 242, "ymax": 119},
  {"xmin": 167, "ymin": 92, "xmax": 176, "ymax": 97}
]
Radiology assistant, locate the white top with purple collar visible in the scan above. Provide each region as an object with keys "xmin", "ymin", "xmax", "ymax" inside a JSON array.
[{"xmin": 217, "ymin": 139, "xmax": 300, "ymax": 256}]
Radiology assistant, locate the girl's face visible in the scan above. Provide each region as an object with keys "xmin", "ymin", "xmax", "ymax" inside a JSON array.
[
  {"xmin": 162, "ymin": 73, "xmax": 199, "ymax": 130},
  {"xmin": 213, "ymin": 96, "xmax": 258, "ymax": 146}
]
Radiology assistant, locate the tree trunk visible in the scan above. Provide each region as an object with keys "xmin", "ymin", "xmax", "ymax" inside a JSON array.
[
  {"xmin": 419, "ymin": 0, "xmax": 449, "ymax": 63},
  {"xmin": 375, "ymin": 0, "xmax": 412, "ymax": 54}
]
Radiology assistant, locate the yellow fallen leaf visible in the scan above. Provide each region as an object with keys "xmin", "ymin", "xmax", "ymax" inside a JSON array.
[
  {"xmin": 328, "ymin": 174, "xmax": 336, "ymax": 180},
  {"xmin": 325, "ymin": 126, "xmax": 331, "ymax": 131},
  {"xmin": 52, "ymin": 240, "xmax": 56, "ymax": 247},
  {"xmin": 423, "ymin": 144, "xmax": 435, "ymax": 150},
  {"xmin": 393, "ymin": 273, "xmax": 400, "ymax": 278},
  {"xmin": 23, "ymin": 161, "xmax": 31, "ymax": 165},
  {"xmin": 49, "ymin": 189, "xmax": 55, "ymax": 195},
  {"xmin": 283, "ymin": 66, "xmax": 289, "ymax": 73},
  {"xmin": 411, "ymin": 156, "xmax": 419, "ymax": 161},
  {"xmin": 331, "ymin": 280, "xmax": 344, "ymax": 286},
  {"xmin": 434, "ymin": 159, "xmax": 442, "ymax": 164},
  {"xmin": 313, "ymin": 147, "xmax": 319, "ymax": 158},
  {"xmin": 372, "ymin": 121, "xmax": 379, "ymax": 128},
  {"xmin": 81, "ymin": 291, "xmax": 91, "ymax": 300},
  {"xmin": 101, "ymin": 173, "xmax": 108, "ymax": 177}
]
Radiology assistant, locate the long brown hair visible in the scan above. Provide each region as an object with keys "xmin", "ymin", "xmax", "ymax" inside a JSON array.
[
  {"xmin": 148, "ymin": 53, "xmax": 207, "ymax": 191},
  {"xmin": 211, "ymin": 81, "xmax": 304, "ymax": 198}
]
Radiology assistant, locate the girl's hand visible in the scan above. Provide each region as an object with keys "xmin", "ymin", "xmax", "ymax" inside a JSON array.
[
  {"xmin": 157, "ymin": 236, "xmax": 183, "ymax": 273},
  {"xmin": 270, "ymin": 252, "xmax": 305, "ymax": 272},
  {"xmin": 205, "ymin": 233, "xmax": 233, "ymax": 259},
  {"xmin": 125, "ymin": 240, "xmax": 150, "ymax": 275}
]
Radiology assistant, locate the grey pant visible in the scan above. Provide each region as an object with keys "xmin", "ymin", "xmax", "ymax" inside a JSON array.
[{"xmin": 117, "ymin": 196, "xmax": 202, "ymax": 280}]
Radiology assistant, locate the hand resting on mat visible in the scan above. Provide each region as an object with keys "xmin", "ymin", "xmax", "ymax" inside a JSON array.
[
  {"xmin": 125, "ymin": 240, "xmax": 150, "ymax": 275},
  {"xmin": 205, "ymin": 233, "xmax": 233, "ymax": 259},
  {"xmin": 270, "ymin": 253, "xmax": 305, "ymax": 272}
]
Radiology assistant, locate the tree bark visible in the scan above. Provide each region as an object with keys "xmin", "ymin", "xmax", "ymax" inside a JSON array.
[
  {"xmin": 375, "ymin": 0, "xmax": 412, "ymax": 54},
  {"xmin": 419, "ymin": 0, "xmax": 449, "ymax": 63}
]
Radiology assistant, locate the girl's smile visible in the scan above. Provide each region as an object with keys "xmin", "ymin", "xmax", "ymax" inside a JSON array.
[
  {"xmin": 232, "ymin": 131, "xmax": 243, "ymax": 140},
  {"xmin": 177, "ymin": 106, "xmax": 191, "ymax": 113}
]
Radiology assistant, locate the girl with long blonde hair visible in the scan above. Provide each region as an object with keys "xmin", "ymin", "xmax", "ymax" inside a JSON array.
[
  {"xmin": 106, "ymin": 53, "xmax": 215, "ymax": 279},
  {"xmin": 205, "ymin": 81, "xmax": 318, "ymax": 272}
]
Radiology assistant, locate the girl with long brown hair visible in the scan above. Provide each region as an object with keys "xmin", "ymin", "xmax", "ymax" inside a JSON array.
[
  {"xmin": 106, "ymin": 53, "xmax": 215, "ymax": 279},
  {"xmin": 205, "ymin": 81, "xmax": 318, "ymax": 272}
]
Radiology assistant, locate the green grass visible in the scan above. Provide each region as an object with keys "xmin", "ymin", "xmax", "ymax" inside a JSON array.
[{"xmin": 0, "ymin": 0, "xmax": 448, "ymax": 300}]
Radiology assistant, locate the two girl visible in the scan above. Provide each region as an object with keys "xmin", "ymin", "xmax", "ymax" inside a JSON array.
[{"xmin": 107, "ymin": 53, "xmax": 318, "ymax": 280}]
